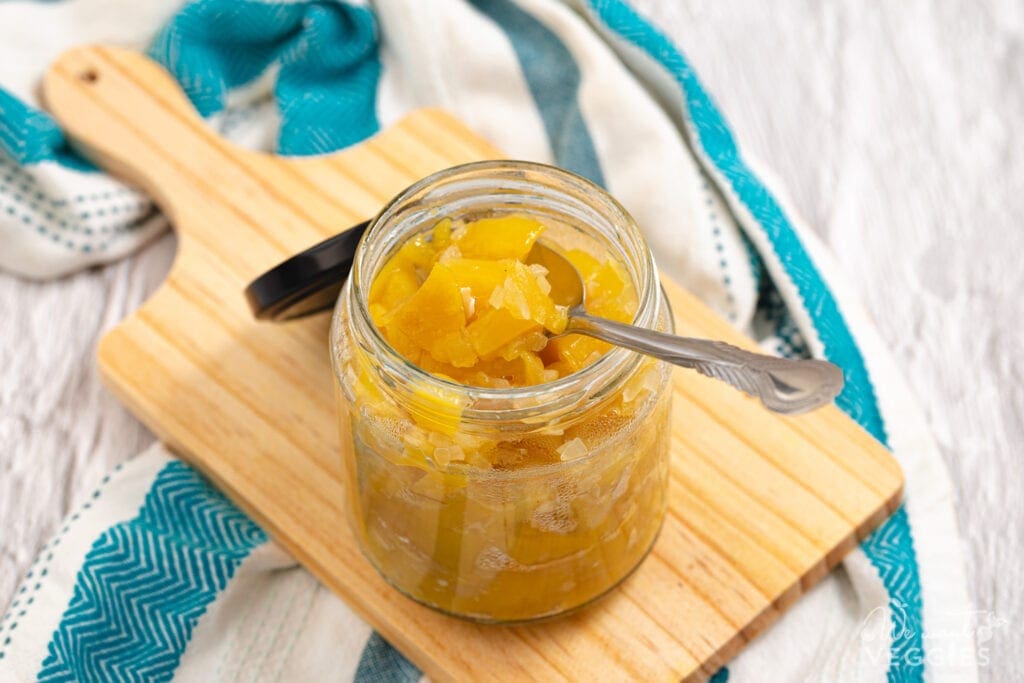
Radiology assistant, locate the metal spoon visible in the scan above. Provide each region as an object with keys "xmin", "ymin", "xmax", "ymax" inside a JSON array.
[{"xmin": 527, "ymin": 243, "xmax": 844, "ymax": 414}]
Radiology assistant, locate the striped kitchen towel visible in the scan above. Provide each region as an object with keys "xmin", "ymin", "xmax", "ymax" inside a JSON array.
[{"xmin": 0, "ymin": 0, "xmax": 976, "ymax": 680}]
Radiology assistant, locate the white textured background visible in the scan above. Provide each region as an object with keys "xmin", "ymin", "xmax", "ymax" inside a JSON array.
[{"xmin": 1, "ymin": 1, "xmax": 1021, "ymax": 679}]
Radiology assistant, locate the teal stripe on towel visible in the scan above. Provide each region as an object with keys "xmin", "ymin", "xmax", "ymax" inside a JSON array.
[
  {"xmin": 149, "ymin": 0, "xmax": 381, "ymax": 156},
  {"xmin": 0, "ymin": 88, "xmax": 93, "ymax": 170},
  {"xmin": 472, "ymin": 0, "xmax": 606, "ymax": 187},
  {"xmin": 586, "ymin": 1, "xmax": 924, "ymax": 679},
  {"xmin": 274, "ymin": 3, "xmax": 381, "ymax": 155},
  {"xmin": 38, "ymin": 461, "xmax": 267, "ymax": 682},
  {"xmin": 354, "ymin": 633, "xmax": 419, "ymax": 683}
]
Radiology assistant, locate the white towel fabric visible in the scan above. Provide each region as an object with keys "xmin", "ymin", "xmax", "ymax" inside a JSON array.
[{"xmin": 0, "ymin": 0, "xmax": 976, "ymax": 680}]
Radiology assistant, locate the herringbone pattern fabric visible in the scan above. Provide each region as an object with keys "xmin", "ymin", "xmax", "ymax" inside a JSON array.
[{"xmin": 37, "ymin": 462, "xmax": 266, "ymax": 682}]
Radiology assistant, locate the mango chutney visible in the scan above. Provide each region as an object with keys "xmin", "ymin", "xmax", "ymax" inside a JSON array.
[{"xmin": 330, "ymin": 161, "xmax": 673, "ymax": 622}]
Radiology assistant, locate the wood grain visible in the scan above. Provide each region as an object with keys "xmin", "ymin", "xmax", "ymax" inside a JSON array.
[{"xmin": 41, "ymin": 45, "xmax": 903, "ymax": 682}]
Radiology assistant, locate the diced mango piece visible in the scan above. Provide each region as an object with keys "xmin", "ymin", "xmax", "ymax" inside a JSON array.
[
  {"xmin": 394, "ymin": 233, "xmax": 436, "ymax": 273},
  {"xmin": 470, "ymin": 357, "xmax": 524, "ymax": 386},
  {"xmin": 368, "ymin": 257, "xmax": 420, "ymax": 321},
  {"xmin": 590, "ymin": 261, "xmax": 628, "ymax": 302},
  {"xmin": 576, "ymin": 255, "xmax": 635, "ymax": 323},
  {"xmin": 591, "ymin": 299, "xmax": 635, "ymax": 324},
  {"xmin": 368, "ymin": 302, "xmax": 389, "ymax": 328},
  {"xmin": 540, "ymin": 334, "xmax": 609, "ymax": 373},
  {"xmin": 565, "ymin": 249, "xmax": 602, "ymax": 280},
  {"xmin": 352, "ymin": 349, "xmax": 386, "ymax": 405},
  {"xmin": 442, "ymin": 258, "xmax": 513, "ymax": 301},
  {"xmin": 431, "ymin": 217, "xmax": 453, "ymax": 251},
  {"xmin": 498, "ymin": 329, "xmax": 549, "ymax": 363},
  {"xmin": 454, "ymin": 215, "xmax": 544, "ymax": 260},
  {"xmin": 519, "ymin": 351, "xmax": 548, "ymax": 385},
  {"xmin": 416, "ymin": 355, "xmax": 475, "ymax": 384},
  {"xmin": 408, "ymin": 379, "xmax": 466, "ymax": 436},
  {"xmin": 495, "ymin": 261, "xmax": 567, "ymax": 334},
  {"xmin": 382, "ymin": 324, "xmax": 423, "ymax": 364},
  {"xmin": 468, "ymin": 308, "xmax": 542, "ymax": 359},
  {"xmin": 390, "ymin": 265, "xmax": 478, "ymax": 367}
]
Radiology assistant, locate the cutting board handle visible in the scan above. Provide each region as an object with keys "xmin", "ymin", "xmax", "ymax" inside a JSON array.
[
  {"xmin": 41, "ymin": 44, "xmax": 393, "ymax": 277},
  {"xmin": 42, "ymin": 45, "xmax": 240, "ymax": 220}
]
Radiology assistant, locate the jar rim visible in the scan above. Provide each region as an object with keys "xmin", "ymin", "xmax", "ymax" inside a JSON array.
[{"xmin": 332, "ymin": 160, "xmax": 660, "ymax": 422}]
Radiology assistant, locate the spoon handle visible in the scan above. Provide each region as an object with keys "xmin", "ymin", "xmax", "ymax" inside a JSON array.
[{"xmin": 567, "ymin": 314, "xmax": 844, "ymax": 414}]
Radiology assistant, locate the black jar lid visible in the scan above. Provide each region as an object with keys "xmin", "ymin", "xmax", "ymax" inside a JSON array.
[{"xmin": 244, "ymin": 220, "xmax": 369, "ymax": 321}]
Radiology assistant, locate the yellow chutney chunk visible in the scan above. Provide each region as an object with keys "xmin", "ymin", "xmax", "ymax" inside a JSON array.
[
  {"xmin": 370, "ymin": 214, "xmax": 637, "ymax": 388},
  {"xmin": 389, "ymin": 265, "xmax": 477, "ymax": 368},
  {"xmin": 453, "ymin": 215, "xmax": 544, "ymax": 260}
]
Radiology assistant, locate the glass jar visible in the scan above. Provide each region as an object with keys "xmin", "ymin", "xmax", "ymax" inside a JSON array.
[{"xmin": 330, "ymin": 161, "xmax": 673, "ymax": 623}]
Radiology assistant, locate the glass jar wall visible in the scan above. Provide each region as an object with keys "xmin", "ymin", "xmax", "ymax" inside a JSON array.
[{"xmin": 330, "ymin": 161, "xmax": 673, "ymax": 623}]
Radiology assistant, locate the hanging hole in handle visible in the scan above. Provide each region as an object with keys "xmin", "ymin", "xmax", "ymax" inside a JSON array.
[{"xmin": 79, "ymin": 68, "xmax": 99, "ymax": 84}]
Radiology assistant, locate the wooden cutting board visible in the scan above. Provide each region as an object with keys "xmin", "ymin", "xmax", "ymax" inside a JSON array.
[{"xmin": 43, "ymin": 46, "xmax": 903, "ymax": 682}]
